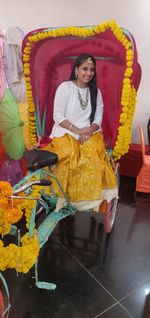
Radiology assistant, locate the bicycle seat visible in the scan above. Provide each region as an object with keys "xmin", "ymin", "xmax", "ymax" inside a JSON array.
[{"xmin": 23, "ymin": 150, "xmax": 58, "ymax": 171}]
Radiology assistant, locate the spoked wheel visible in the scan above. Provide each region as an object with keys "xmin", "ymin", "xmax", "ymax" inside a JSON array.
[
  {"xmin": 0, "ymin": 273, "xmax": 10, "ymax": 318},
  {"xmin": 104, "ymin": 163, "xmax": 120, "ymax": 234}
]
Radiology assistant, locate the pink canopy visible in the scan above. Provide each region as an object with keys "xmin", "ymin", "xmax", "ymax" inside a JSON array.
[{"xmin": 22, "ymin": 27, "xmax": 141, "ymax": 148}]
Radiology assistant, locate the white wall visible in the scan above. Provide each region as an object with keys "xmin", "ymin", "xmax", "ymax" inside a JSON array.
[{"xmin": 1, "ymin": 0, "xmax": 149, "ymax": 143}]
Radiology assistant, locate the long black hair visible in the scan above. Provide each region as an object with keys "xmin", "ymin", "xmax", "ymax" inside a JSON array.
[{"xmin": 70, "ymin": 53, "xmax": 98, "ymax": 124}]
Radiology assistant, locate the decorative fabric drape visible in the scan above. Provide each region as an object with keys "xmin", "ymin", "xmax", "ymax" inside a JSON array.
[
  {"xmin": 3, "ymin": 26, "xmax": 26, "ymax": 102},
  {"xmin": 0, "ymin": 31, "xmax": 7, "ymax": 102}
]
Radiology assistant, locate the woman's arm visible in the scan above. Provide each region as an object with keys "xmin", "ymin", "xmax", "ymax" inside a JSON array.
[
  {"xmin": 88, "ymin": 123, "xmax": 99, "ymax": 135},
  {"xmin": 60, "ymin": 120, "xmax": 92, "ymax": 135},
  {"xmin": 59, "ymin": 119, "xmax": 80, "ymax": 135}
]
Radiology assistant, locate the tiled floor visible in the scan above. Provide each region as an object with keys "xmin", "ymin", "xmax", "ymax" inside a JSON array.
[{"xmin": 3, "ymin": 176, "xmax": 150, "ymax": 317}]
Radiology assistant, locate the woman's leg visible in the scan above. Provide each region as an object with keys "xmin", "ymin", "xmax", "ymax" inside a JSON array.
[
  {"xmin": 44, "ymin": 135, "xmax": 76, "ymax": 197},
  {"xmin": 45, "ymin": 132, "xmax": 116, "ymax": 202}
]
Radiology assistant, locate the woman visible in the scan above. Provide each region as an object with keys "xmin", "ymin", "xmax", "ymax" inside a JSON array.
[{"xmin": 46, "ymin": 53, "xmax": 117, "ymax": 211}]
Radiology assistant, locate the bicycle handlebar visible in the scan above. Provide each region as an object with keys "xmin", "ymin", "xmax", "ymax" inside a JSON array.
[{"xmin": 13, "ymin": 180, "xmax": 52, "ymax": 195}]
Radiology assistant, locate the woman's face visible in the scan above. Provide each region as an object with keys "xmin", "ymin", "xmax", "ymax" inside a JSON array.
[{"xmin": 75, "ymin": 60, "xmax": 95, "ymax": 87}]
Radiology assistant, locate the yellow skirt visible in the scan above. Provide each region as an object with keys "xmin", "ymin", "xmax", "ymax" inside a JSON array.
[{"xmin": 44, "ymin": 132, "xmax": 117, "ymax": 203}]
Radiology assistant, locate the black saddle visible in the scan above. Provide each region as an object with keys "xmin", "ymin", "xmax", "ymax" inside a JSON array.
[{"xmin": 23, "ymin": 150, "xmax": 58, "ymax": 172}]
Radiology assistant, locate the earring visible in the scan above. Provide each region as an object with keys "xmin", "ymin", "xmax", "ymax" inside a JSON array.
[{"xmin": 75, "ymin": 72, "xmax": 78, "ymax": 79}]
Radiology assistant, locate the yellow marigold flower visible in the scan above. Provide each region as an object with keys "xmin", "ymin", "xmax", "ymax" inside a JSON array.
[
  {"xmin": 6, "ymin": 207, "xmax": 23, "ymax": 224},
  {"xmin": 24, "ymin": 47, "xmax": 32, "ymax": 54},
  {"xmin": 125, "ymin": 42, "xmax": 132, "ymax": 49},
  {"xmin": 124, "ymin": 67, "xmax": 133, "ymax": 77},
  {"xmin": 29, "ymin": 106, "xmax": 35, "ymax": 112},
  {"xmin": 0, "ymin": 197, "xmax": 9, "ymax": 209},
  {"xmin": 123, "ymin": 39, "xmax": 129, "ymax": 46},
  {"xmin": 118, "ymin": 34, "xmax": 125, "ymax": 42},
  {"xmin": 1, "ymin": 224, "xmax": 10, "ymax": 236},
  {"xmin": 24, "ymin": 69, "xmax": 30, "ymax": 75},
  {"xmin": 24, "ymin": 63, "xmax": 30, "ymax": 68},
  {"xmin": 104, "ymin": 21, "xmax": 110, "ymax": 28},
  {"xmin": 25, "ymin": 82, "xmax": 32, "ymax": 88},
  {"xmin": 26, "ymin": 42, "xmax": 32, "ymax": 47},
  {"xmin": 98, "ymin": 23, "xmax": 106, "ymax": 32},
  {"xmin": 126, "ymin": 49, "xmax": 133, "ymax": 55},
  {"xmin": 43, "ymin": 32, "xmax": 49, "ymax": 39},
  {"xmin": 94, "ymin": 26, "xmax": 100, "ymax": 34},
  {"xmin": 26, "ymin": 92, "xmax": 33, "ymax": 98},
  {"xmin": 28, "ymin": 36, "xmax": 33, "ymax": 41},
  {"xmin": 47, "ymin": 30, "xmax": 52, "ymax": 37},
  {"xmin": 39, "ymin": 32, "xmax": 46, "ymax": 40},
  {"xmin": 0, "ymin": 181, "xmax": 12, "ymax": 197},
  {"xmin": 127, "ymin": 61, "xmax": 133, "ymax": 67},
  {"xmin": 25, "ymin": 76, "xmax": 30, "ymax": 81},
  {"xmin": 88, "ymin": 28, "xmax": 94, "ymax": 36},
  {"xmin": 120, "ymin": 113, "xmax": 127, "ymax": 121},
  {"xmin": 23, "ymin": 54, "xmax": 30, "ymax": 62},
  {"xmin": 123, "ymin": 78, "xmax": 131, "ymax": 84}
]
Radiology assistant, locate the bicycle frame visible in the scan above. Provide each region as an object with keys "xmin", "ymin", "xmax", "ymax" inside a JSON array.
[{"xmin": 11, "ymin": 166, "xmax": 77, "ymax": 290}]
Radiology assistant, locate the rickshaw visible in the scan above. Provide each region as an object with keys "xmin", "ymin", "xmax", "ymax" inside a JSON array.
[{"xmin": 0, "ymin": 20, "xmax": 141, "ymax": 317}]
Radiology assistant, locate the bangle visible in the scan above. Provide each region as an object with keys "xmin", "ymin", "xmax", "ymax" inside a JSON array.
[{"xmin": 69, "ymin": 123, "xmax": 73, "ymax": 130}]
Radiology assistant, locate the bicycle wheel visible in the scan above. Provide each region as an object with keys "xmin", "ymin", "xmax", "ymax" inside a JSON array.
[
  {"xmin": 104, "ymin": 164, "xmax": 120, "ymax": 234},
  {"xmin": 0, "ymin": 273, "xmax": 10, "ymax": 318}
]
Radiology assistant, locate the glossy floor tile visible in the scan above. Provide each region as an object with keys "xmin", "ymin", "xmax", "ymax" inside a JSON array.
[{"xmin": 3, "ymin": 176, "xmax": 150, "ymax": 317}]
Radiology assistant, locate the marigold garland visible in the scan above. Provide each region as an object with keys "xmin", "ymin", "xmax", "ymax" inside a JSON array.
[
  {"xmin": 0, "ymin": 181, "xmax": 40, "ymax": 273},
  {"xmin": 113, "ymin": 86, "xmax": 137, "ymax": 159},
  {"xmin": 23, "ymin": 20, "xmax": 138, "ymax": 160},
  {"xmin": 0, "ymin": 181, "xmax": 22, "ymax": 235}
]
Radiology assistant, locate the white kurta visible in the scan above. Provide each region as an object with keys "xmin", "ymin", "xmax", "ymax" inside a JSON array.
[{"xmin": 50, "ymin": 81, "xmax": 104, "ymax": 139}]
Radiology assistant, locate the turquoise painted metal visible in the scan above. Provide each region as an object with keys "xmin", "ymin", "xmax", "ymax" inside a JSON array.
[{"xmin": 12, "ymin": 167, "xmax": 77, "ymax": 290}]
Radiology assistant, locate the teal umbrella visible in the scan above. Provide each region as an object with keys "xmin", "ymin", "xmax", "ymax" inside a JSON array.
[{"xmin": 0, "ymin": 89, "xmax": 25, "ymax": 160}]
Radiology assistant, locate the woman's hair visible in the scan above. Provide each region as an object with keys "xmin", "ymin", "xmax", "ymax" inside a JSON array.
[{"xmin": 70, "ymin": 53, "xmax": 98, "ymax": 123}]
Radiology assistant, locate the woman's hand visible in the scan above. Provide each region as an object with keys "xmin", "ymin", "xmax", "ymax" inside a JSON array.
[
  {"xmin": 80, "ymin": 124, "xmax": 99, "ymax": 136},
  {"xmin": 78, "ymin": 133, "xmax": 89, "ymax": 144},
  {"xmin": 78, "ymin": 127, "xmax": 91, "ymax": 135},
  {"xmin": 78, "ymin": 123, "xmax": 99, "ymax": 144},
  {"xmin": 84, "ymin": 123, "xmax": 99, "ymax": 137}
]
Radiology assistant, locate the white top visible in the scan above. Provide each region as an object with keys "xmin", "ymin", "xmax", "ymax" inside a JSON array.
[{"xmin": 50, "ymin": 81, "xmax": 104, "ymax": 140}]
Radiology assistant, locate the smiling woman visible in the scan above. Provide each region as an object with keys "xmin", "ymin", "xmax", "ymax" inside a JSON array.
[{"xmin": 44, "ymin": 53, "xmax": 117, "ymax": 211}]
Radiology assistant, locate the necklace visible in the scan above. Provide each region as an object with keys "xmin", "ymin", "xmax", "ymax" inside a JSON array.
[{"xmin": 77, "ymin": 85, "xmax": 89, "ymax": 110}]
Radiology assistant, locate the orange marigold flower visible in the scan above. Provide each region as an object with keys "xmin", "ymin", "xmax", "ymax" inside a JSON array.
[
  {"xmin": 0, "ymin": 181, "xmax": 12, "ymax": 197},
  {"xmin": 0, "ymin": 197, "xmax": 9, "ymax": 208},
  {"xmin": 6, "ymin": 207, "xmax": 23, "ymax": 224}
]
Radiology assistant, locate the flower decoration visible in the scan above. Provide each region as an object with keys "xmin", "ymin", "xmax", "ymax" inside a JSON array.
[
  {"xmin": 0, "ymin": 181, "xmax": 40, "ymax": 273},
  {"xmin": 22, "ymin": 20, "xmax": 138, "ymax": 159},
  {"xmin": 0, "ymin": 231, "xmax": 39, "ymax": 273}
]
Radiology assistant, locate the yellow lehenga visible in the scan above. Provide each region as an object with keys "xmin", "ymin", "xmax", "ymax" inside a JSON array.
[{"xmin": 44, "ymin": 131, "xmax": 117, "ymax": 211}]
